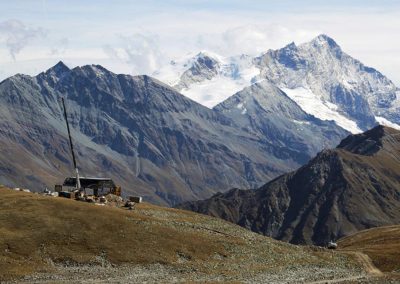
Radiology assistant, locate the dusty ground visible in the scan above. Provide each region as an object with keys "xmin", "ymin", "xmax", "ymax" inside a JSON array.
[
  {"xmin": 0, "ymin": 187, "xmax": 392, "ymax": 283},
  {"xmin": 338, "ymin": 225, "xmax": 400, "ymax": 273}
]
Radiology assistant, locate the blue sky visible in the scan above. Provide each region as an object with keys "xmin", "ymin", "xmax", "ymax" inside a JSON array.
[{"xmin": 1, "ymin": 0, "xmax": 400, "ymax": 84}]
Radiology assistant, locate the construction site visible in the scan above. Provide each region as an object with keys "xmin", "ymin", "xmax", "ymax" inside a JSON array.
[{"xmin": 37, "ymin": 97, "xmax": 143, "ymax": 210}]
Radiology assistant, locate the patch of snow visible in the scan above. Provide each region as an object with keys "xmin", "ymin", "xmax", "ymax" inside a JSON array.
[
  {"xmin": 375, "ymin": 116, "xmax": 400, "ymax": 130},
  {"xmin": 90, "ymin": 65, "xmax": 106, "ymax": 78},
  {"xmin": 325, "ymin": 101, "xmax": 339, "ymax": 111},
  {"xmin": 393, "ymin": 91, "xmax": 400, "ymax": 108},
  {"xmin": 292, "ymin": 119, "xmax": 311, "ymax": 125},
  {"xmin": 153, "ymin": 52, "xmax": 259, "ymax": 108},
  {"xmin": 340, "ymin": 76, "xmax": 355, "ymax": 90},
  {"xmin": 180, "ymin": 75, "xmax": 249, "ymax": 108},
  {"xmin": 238, "ymin": 65, "xmax": 259, "ymax": 82},
  {"xmin": 154, "ymin": 51, "xmax": 226, "ymax": 87},
  {"xmin": 313, "ymin": 36, "xmax": 325, "ymax": 46},
  {"xmin": 197, "ymin": 50, "xmax": 227, "ymax": 64},
  {"xmin": 94, "ymin": 70, "xmax": 103, "ymax": 77},
  {"xmin": 235, "ymin": 101, "xmax": 247, "ymax": 115},
  {"xmin": 281, "ymin": 87, "xmax": 362, "ymax": 133},
  {"xmin": 180, "ymin": 63, "xmax": 259, "ymax": 108},
  {"xmin": 152, "ymin": 58, "xmax": 189, "ymax": 86}
]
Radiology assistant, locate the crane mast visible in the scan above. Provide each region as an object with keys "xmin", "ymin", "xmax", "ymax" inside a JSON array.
[{"xmin": 61, "ymin": 97, "xmax": 81, "ymax": 190}]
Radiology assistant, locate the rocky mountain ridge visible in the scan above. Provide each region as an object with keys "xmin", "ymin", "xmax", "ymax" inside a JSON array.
[
  {"xmin": 156, "ymin": 35, "xmax": 400, "ymax": 134},
  {"xmin": 178, "ymin": 126, "xmax": 400, "ymax": 245},
  {"xmin": 0, "ymin": 62, "xmax": 345, "ymax": 205},
  {"xmin": 2, "ymin": 34, "xmax": 398, "ymax": 207}
]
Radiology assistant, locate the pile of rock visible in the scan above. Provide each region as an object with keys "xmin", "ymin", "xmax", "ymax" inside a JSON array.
[
  {"xmin": 104, "ymin": 194, "xmax": 124, "ymax": 207},
  {"xmin": 72, "ymin": 193, "xmax": 142, "ymax": 210},
  {"xmin": 13, "ymin": 187, "xmax": 31, "ymax": 193},
  {"xmin": 124, "ymin": 196, "xmax": 143, "ymax": 210},
  {"xmin": 43, "ymin": 188, "xmax": 59, "ymax": 197},
  {"xmin": 8, "ymin": 185, "xmax": 144, "ymax": 212}
]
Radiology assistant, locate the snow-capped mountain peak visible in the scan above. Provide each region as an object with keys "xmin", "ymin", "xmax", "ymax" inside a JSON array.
[
  {"xmin": 195, "ymin": 50, "xmax": 225, "ymax": 64},
  {"xmin": 308, "ymin": 34, "xmax": 340, "ymax": 49},
  {"xmin": 255, "ymin": 34, "xmax": 400, "ymax": 132},
  {"xmin": 154, "ymin": 51, "xmax": 260, "ymax": 108},
  {"xmin": 153, "ymin": 34, "xmax": 400, "ymax": 133},
  {"xmin": 282, "ymin": 42, "xmax": 297, "ymax": 50}
]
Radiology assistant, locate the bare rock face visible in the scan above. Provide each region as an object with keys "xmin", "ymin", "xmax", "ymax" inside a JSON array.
[
  {"xmin": 214, "ymin": 80, "xmax": 347, "ymax": 158},
  {"xmin": 0, "ymin": 62, "xmax": 346, "ymax": 206},
  {"xmin": 178, "ymin": 126, "xmax": 400, "ymax": 245}
]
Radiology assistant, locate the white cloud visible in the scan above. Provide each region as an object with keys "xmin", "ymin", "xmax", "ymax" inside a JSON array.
[
  {"xmin": 1, "ymin": 7, "xmax": 400, "ymax": 87},
  {"xmin": 194, "ymin": 24, "xmax": 320, "ymax": 56},
  {"xmin": 103, "ymin": 33, "xmax": 167, "ymax": 75},
  {"xmin": 100, "ymin": 23, "xmax": 320, "ymax": 77},
  {"xmin": 0, "ymin": 19, "xmax": 46, "ymax": 60}
]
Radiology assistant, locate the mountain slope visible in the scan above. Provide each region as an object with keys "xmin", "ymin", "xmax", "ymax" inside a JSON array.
[
  {"xmin": 178, "ymin": 126, "xmax": 400, "ymax": 245},
  {"xmin": 154, "ymin": 52, "xmax": 259, "ymax": 108},
  {"xmin": 255, "ymin": 35, "xmax": 400, "ymax": 131},
  {"xmin": 155, "ymin": 35, "xmax": 400, "ymax": 134},
  {"xmin": 0, "ymin": 62, "xmax": 344, "ymax": 206},
  {"xmin": 0, "ymin": 187, "xmax": 363, "ymax": 282},
  {"xmin": 215, "ymin": 80, "xmax": 348, "ymax": 159},
  {"xmin": 338, "ymin": 225, "xmax": 400, "ymax": 273}
]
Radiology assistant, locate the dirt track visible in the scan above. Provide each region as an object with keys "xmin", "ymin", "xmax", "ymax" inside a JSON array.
[
  {"xmin": 352, "ymin": 252, "xmax": 383, "ymax": 276},
  {"xmin": 306, "ymin": 251, "xmax": 383, "ymax": 284}
]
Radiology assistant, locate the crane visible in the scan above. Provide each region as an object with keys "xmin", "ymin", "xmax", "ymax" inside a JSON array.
[
  {"xmin": 61, "ymin": 97, "xmax": 81, "ymax": 191},
  {"xmin": 57, "ymin": 97, "xmax": 122, "ymax": 199}
]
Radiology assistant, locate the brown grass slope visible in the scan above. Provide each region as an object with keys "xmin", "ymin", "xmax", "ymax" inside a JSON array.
[
  {"xmin": 178, "ymin": 126, "xmax": 400, "ymax": 246},
  {"xmin": 0, "ymin": 187, "xmax": 362, "ymax": 282},
  {"xmin": 338, "ymin": 225, "xmax": 400, "ymax": 273}
]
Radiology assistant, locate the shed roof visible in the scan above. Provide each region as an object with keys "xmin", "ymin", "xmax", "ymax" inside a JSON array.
[{"xmin": 63, "ymin": 177, "xmax": 116, "ymax": 189}]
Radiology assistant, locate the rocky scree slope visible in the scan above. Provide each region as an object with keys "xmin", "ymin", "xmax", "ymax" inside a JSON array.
[{"xmin": 178, "ymin": 126, "xmax": 400, "ymax": 245}]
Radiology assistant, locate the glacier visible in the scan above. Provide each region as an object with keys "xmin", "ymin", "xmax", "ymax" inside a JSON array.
[{"xmin": 281, "ymin": 87, "xmax": 362, "ymax": 133}]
